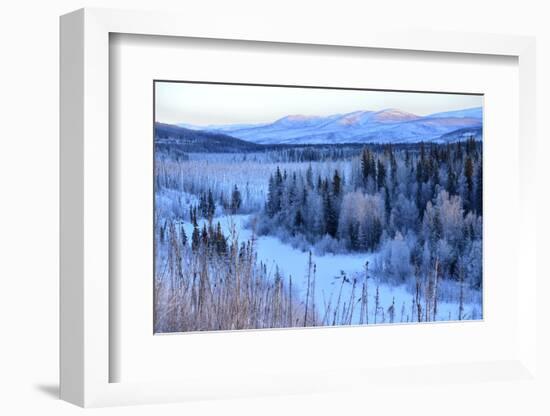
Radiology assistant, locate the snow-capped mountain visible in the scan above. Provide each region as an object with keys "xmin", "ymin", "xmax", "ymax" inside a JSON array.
[
  {"xmin": 179, "ymin": 107, "xmax": 482, "ymax": 144},
  {"xmin": 426, "ymin": 107, "xmax": 483, "ymax": 119}
]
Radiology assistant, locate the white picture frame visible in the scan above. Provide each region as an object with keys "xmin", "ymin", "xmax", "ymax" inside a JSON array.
[{"xmin": 60, "ymin": 7, "xmax": 538, "ymax": 408}]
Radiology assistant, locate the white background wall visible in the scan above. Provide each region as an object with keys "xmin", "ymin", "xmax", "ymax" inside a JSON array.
[{"xmin": 0, "ymin": 1, "xmax": 547, "ymax": 415}]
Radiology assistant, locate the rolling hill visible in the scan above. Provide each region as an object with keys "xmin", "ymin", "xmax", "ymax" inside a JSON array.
[
  {"xmin": 178, "ymin": 107, "xmax": 482, "ymax": 145},
  {"xmin": 155, "ymin": 122, "xmax": 264, "ymax": 153}
]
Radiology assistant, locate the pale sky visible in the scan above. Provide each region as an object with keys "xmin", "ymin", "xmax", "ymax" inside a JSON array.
[{"xmin": 155, "ymin": 81, "xmax": 483, "ymax": 126}]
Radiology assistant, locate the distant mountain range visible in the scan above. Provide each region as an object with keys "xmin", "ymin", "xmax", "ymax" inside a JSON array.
[{"xmin": 175, "ymin": 107, "xmax": 482, "ymax": 145}]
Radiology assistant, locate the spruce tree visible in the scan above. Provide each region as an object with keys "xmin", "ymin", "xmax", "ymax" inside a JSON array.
[
  {"xmin": 349, "ymin": 222, "xmax": 358, "ymax": 250},
  {"xmin": 191, "ymin": 224, "xmax": 200, "ymax": 251},
  {"xmin": 294, "ymin": 209, "xmax": 304, "ymax": 230},
  {"xmin": 464, "ymin": 157, "xmax": 474, "ymax": 211},
  {"xmin": 192, "ymin": 207, "xmax": 198, "ymax": 227},
  {"xmin": 199, "ymin": 192, "xmax": 208, "ymax": 218},
  {"xmin": 215, "ymin": 222, "xmax": 227, "ymax": 255},
  {"xmin": 275, "ymin": 166, "xmax": 283, "ymax": 186},
  {"xmin": 475, "ymin": 162, "xmax": 483, "ymax": 215},
  {"xmin": 332, "ymin": 169, "xmax": 341, "ymax": 197},
  {"xmin": 370, "ymin": 217, "xmax": 383, "ymax": 250},
  {"xmin": 231, "ymin": 184, "xmax": 242, "ymax": 215},
  {"xmin": 376, "ymin": 159, "xmax": 386, "ymax": 191},
  {"xmin": 288, "ymin": 173, "xmax": 297, "ymax": 206},
  {"xmin": 361, "ymin": 148, "xmax": 371, "ymax": 184},
  {"xmin": 207, "ymin": 188, "xmax": 215, "ymax": 219},
  {"xmin": 266, "ymin": 174, "xmax": 276, "ymax": 217},
  {"xmin": 447, "ymin": 163, "xmax": 457, "ymax": 195},
  {"xmin": 324, "ymin": 191, "xmax": 338, "ymax": 238},
  {"xmin": 201, "ymin": 223, "xmax": 209, "ymax": 246},
  {"xmin": 306, "ymin": 165, "xmax": 314, "ymax": 188},
  {"xmin": 416, "ymin": 159, "xmax": 424, "ymax": 184}
]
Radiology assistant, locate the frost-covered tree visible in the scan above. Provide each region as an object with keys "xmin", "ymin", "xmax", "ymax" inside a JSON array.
[
  {"xmin": 390, "ymin": 193, "xmax": 419, "ymax": 234},
  {"xmin": 338, "ymin": 191, "xmax": 384, "ymax": 251},
  {"xmin": 379, "ymin": 232, "xmax": 412, "ymax": 281}
]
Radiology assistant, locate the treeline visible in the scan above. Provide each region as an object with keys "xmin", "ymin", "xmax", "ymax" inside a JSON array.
[
  {"xmin": 185, "ymin": 185, "xmax": 243, "ymax": 221},
  {"xmin": 256, "ymin": 145, "xmax": 363, "ymax": 163},
  {"xmin": 156, "ymin": 139, "xmax": 417, "ymax": 164},
  {"xmin": 258, "ymin": 138, "xmax": 483, "ymax": 288}
]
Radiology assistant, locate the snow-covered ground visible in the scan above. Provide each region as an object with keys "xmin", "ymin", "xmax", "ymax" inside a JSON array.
[{"xmin": 179, "ymin": 214, "xmax": 481, "ymax": 325}]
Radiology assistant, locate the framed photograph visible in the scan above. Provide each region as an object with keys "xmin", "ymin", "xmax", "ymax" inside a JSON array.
[
  {"xmin": 60, "ymin": 8, "xmax": 538, "ymax": 408},
  {"xmin": 153, "ymin": 80, "xmax": 484, "ymax": 334}
]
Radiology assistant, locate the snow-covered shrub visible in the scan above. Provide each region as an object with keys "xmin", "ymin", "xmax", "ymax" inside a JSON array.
[
  {"xmin": 313, "ymin": 234, "xmax": 346, "ymax": 255},
  {"xmin": 378, "ymin": 232, "xmax": 412, "ymax": 282}
]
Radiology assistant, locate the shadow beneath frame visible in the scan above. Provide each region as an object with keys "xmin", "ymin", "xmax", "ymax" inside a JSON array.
[{"xmin": 34, "ymin": 383, "xmax": 59, "ymax": 399}]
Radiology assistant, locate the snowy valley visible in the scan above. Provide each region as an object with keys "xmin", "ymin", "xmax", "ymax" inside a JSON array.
[{"xmin": 154, "ymin": 118, "xmax": 483, "ymax": 332}]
